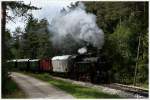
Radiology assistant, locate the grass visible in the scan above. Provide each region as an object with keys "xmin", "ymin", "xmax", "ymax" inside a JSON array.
[
  {"xmin": 2, "ymin": 78, "xmax": 26, "ymax": 98},
  {"xmin": 128, "ymin": 83, "xmax": 149, "ymax": 89},
  {"xmin": 136, "ymin": 83, "xmax": 149, "ymax": 89},
  {"xmin": 24, "ymin": 72, "xmax": 120, "ymax": 98},
  {"xmin": 142, "ymin": 83, "xmax": 149, "ymax": 89}
]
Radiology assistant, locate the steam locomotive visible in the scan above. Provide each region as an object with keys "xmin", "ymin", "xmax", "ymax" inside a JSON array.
[{"xmin": 8, "ymin": 45, "xmax": 109, "ymax": 83}]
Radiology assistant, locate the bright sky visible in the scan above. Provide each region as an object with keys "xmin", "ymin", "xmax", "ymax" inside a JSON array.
[{"xmin": 6, "ymin": 0, "xmax": 77, "ymax": 33}]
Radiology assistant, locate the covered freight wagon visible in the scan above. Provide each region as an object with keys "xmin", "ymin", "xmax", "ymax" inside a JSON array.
[
  {"xmin": 39, "ymin": 58, "xmax": 52, "ymax": 72},
  {"xmin": 52, "ymin": 55, "xmax": 72, "ymax": 73}
]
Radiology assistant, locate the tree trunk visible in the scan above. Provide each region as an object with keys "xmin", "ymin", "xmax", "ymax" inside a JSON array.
[
  {"xmin": 133, "ymin": 33, "xmax": 141, "ymax": 86},
  {"xmin": 2, "ymin": 2, "xmax": 6, "ymax": 61},
  {"xmin": 2, "ymin": 2, "xmax": 8, "ymax": 95}
]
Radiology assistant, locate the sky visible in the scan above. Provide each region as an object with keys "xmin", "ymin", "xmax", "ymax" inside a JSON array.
[{"xmin": 6, "ymin": 0, "xmax": 77, "ymax": 33}]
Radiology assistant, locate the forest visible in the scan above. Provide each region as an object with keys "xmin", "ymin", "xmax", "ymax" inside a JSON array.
[{"xmin": 2, "ymin": 1, "xmax": 148, "ymax": 95}]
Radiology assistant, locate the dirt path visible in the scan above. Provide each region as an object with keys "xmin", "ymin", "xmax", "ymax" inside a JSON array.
[{"xmin": 10, "ymin": 72, "xmax": 75, "ymax": 99}]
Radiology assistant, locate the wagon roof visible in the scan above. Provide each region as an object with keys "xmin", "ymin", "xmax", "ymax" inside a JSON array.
[
  {"xmin": 7, "ymin": 59, "xmax": 16, "ymax": 62},
  {"xmin": 52, "ymin": 55, "xmax": 71, "ymax": 60},
  {"xmin": 29, "ymin": 59, "xmax": 40, "ymax": 62},
  {"xmin": 17, "ymin": 59, "xmax": 30, "ymax": 62},
  {"xmin": 7, "ymin": 59, "xmax": 30, "ymax": 62}
]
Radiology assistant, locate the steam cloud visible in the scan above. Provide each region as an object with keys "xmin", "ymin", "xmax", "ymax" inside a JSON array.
[
  {"xmin": 78, "ymin": 47, "xmax": 87, "ymax": 54},
  {"xmin": 49, "ymin": 2, "xmax": 104, "ymax": 49}
]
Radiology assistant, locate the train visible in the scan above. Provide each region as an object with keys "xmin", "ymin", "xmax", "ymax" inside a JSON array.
[{"xmin": 7, "ymin": 46, "xmax": 110, "ymax": 84}]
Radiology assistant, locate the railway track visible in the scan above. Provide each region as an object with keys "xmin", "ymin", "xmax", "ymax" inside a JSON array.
[{"xmin": 102, "ymin": 83, "xmax": 149, "ymax": 97}]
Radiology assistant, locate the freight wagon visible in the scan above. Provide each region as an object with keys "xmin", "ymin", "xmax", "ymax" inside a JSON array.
[
  {"xmin": 29, "ymin": 59, "xmax": 40, "ymax": 72},
  {"xmin": 39, "ymin": 58, "xmax": 52, "ymax": 72},
  {"xmin": 8, "ymin": 58, "xmax": 52, "ymax": 72},
  {"xmin": 7, "ymin": 59, "xmax": 30, "ymax": 71},
  {"xmin": 51, "ymin": 55, "xmax": 75, "ymax": 77}
]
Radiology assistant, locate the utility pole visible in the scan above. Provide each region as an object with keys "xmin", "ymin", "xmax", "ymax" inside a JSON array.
[{"xmin": 133, "ymin": 33, "xmax": 141, "ymax": 86}]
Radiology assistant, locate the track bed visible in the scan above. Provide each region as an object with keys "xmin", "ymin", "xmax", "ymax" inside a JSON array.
[{"xmin": 102, "ymin": 83, "xmax": 148, "ymax": 97}]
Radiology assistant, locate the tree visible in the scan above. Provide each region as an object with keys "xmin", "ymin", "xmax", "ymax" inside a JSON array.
[
  {"xmin": 22, "ymin": 15, "xmax": 53, "ymax": 59},
  {"xmin": 84, "ymin": 2, "xmax": 148, "ymax": 85},
  {"xmin": 2, "ymin": 1, "xmax": 39, "ymax": 61},
  {"xmin": 1, "ymin": 1, "xmax": 39, "ymax": 95},
  {"xmin": 11, "ymin": 27, "xmax": 24, "ymax": 58}
]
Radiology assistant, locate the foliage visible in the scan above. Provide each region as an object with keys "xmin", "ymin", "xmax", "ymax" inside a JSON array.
[
  {"xmin": 2, "ymin": 78, "xmax": 26, "ymax": 98},
  {"xmin": 84, "ymin": 2, "xmax": 148, "ymax": 84},
  {"xmin": 5, "ymin": 1, "xmax": 40, "ymax": 22},
  {"xmin": 9, "ymin": 15, "xmax": 53, "ymax": 59},
  {"xmin": 21, "ymin": 15, "xmax": 54, "ymax": 58}
]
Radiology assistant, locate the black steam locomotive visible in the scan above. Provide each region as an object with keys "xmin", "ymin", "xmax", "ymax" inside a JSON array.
[{"xmin": 68, "ymin": 45, "xmax": 109, "ymax": 83}]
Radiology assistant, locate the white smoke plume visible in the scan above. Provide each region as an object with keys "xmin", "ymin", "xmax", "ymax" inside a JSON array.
[
  {"xmin": 78, "ymin": 47, "xmax": 87, "ymax": 54},
  {"xmin": 49, "ymin": 2, "xmax": 104, "ymax": 49}
]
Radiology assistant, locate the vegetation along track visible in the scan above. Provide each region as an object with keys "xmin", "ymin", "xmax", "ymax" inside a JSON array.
[{"xmin": 51, "ymin": 75, "xmax": 148, "ymax": 98}]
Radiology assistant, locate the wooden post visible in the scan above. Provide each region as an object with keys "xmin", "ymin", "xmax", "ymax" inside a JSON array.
[{"xmin": 133, "ymin": 33, "xmax": 141, "ymax": 86}]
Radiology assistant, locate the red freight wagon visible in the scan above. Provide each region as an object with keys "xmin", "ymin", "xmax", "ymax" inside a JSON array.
[{"xmin": 40, "ymin": 58, "xmax": 52, "ymax": 71}]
